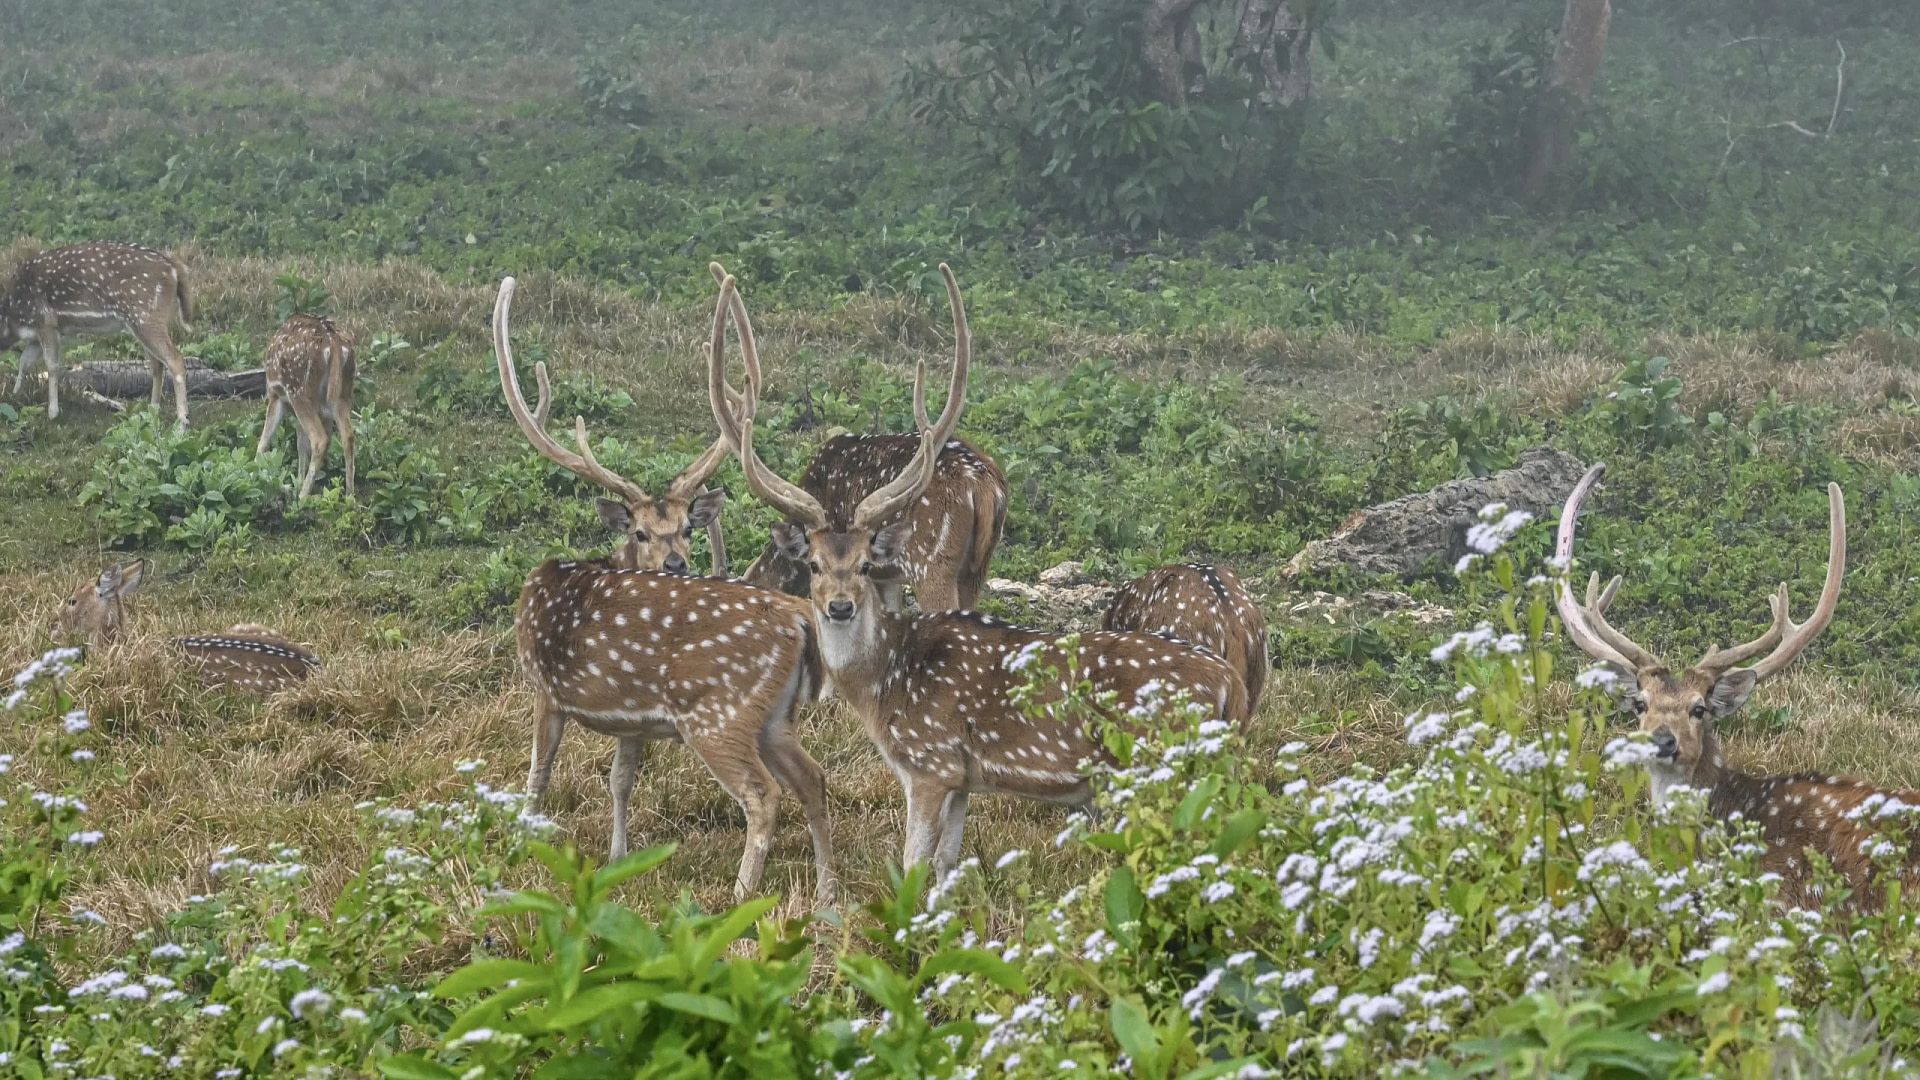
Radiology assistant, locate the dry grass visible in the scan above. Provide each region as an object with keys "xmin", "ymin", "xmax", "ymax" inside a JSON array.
[{"xmin": 6, "ymin": 252, "xmax": 1919, "ymax": 958}]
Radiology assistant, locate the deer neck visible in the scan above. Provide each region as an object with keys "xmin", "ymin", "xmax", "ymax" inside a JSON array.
[
  {"xmin": 1646, "ymin": 729, "xmax": 1733, "ymax": 809},
  {"xmin": 813, "ymin": 607, "xmax": 910, "ymax": 719}
]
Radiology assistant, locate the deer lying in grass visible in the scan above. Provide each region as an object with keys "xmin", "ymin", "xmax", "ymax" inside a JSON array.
[
  {"xmin": 2, "ymin": 242, "xmax": 195, "ymax": 427},
  {"xmin": 1557, "ymin": 462, "xmax": 1920, "ymax": 909},
  {"xmin": 50, "ymin": 560, "xmax": 320, "ymax": 693},
  {"xmin": 711, "ymin": 267, "xmax": 1247, "ymax": 879},
  {"xmin": 496, "ymin": 278, "xmax": 738, "ymax": 577},
  {"xmin": 258, "ymin": 314, "xmax": 358, "ymax": 500},
  {"xmin": 496, "ymin": 274, "xmax": 837, "ymax": 902},
  {"xmin": 707, "ymin": 263, "xmax": 1007, "ymax": 611},
  {"xmin": 1103, "ymin": 563, "xmax": 1270, "ymax": 721}
]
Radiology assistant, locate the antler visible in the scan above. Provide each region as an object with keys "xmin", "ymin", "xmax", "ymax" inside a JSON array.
[
  {"xmin": 851, "ymin": 263, "xmax": 970, "ymax": 532},
  {"xmin": 1554, "ymin": 462, "xmax": 1660, "ymax": 672},
  {"xmin": 708, "ymin": 271, "xmax": 829, "ymax": 529},
  {"xmin": 495, "ymin": 277, "xmax": 651, "ymax": 507},
  {"xmin": 1740, "ymin": 482, "xmax": 1846, "ymax": 681}
]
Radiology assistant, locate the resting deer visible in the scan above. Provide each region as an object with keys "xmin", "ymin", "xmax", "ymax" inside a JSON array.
[
  {"xmin": 259, "ymin": 314, "xmax": 358, "ymax": 499},
  {"xmin": 2, "ymin": 242, "xmax": 195, "ymax": 427},
  {"xmin": 497, "ymin": 275, "xmax": 837, "ymax": 902},
  {"xmin": 50, "ymin": 560, "xmax": 320, "ymax": 693},
  {"xmin": 1557, "ymin": 462, "xmax": 1919, "ymax": 909},
  {"xmin": 709, "ymin": 264, "xmax": 1007, "ymax": 611},
  {"xmin": 712, "ymin": 267, "xmax": 1247, "ymax": 879},
  {"xmin": 1103, "ymin": 563, "xmax": 1270, "ymax": 720},
  {"xmin": 496, "ymin": 278, "xmax": 736, "ymax": 577}
]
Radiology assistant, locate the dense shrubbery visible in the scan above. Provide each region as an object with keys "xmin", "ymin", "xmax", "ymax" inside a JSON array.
[{"xmin": 7, "ymin": 541, "xmax": 1919, "ymax": 1076}]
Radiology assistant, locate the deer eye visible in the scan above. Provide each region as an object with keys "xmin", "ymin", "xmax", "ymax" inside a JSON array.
[
  {"xmin": 68, "ymin": 598, "xmax": 77, "ymax": 606},
  {"xmin": 807, "ymin": 560, "xmax": 821, "ymax": 575},
  {"xmin": 1631, "ymin": 698, "xmax": 1647, "ymax": 715},
  {"xmin": 632, "ymin": 530, "xmax": 649, "ymax": 543},
  {"xmin": 859, "ymin": 561, "xmax": 873, "ymax": 576},
  {"xmin": 1690, "ymin": 702, "xmax": 1708, "ymax": 719}
]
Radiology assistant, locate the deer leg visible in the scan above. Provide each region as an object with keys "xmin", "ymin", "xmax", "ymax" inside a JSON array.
[
  {"xmin": 131, "ymin": 318, "xmax": 190, "ymax": 430},
  {"xmin": 257, "ymin": 390, "xmax": 287, "ymax": 454},
  {"xmin": 933, "ymin": 789, "xmax": 970, "ymax": 879},
  {"xmin": 334, "ymin": 400, "xmax": 356, "ymax": 500},
  {"xmin": 607, "ymin": 735, "xmax": 649, "ymax": 861},
  {"xmin": 758, "ymin": 710, "xmax": 838, "ymax": 903},
  {"xmin": 901, "ymin": 775, "xmax": 952, "ymax": 874},
  {"xmin": 13, "ymin": 339, "xmax": 41, "ymax": 397},
  {"xmin": 291, "ymin": 397, "xmax": 331, "ymax": 499},
  {"xmin": 684, "ymin": 710, "xmax": 783, "ymax": 900},
  {"xmin": 527, "ymin": 694, "xmax": 567, "ymax": 802}
]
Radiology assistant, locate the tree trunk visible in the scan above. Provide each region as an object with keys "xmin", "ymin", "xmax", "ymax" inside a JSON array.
[
  {"xmin": 1142, "ymin": 0, "xmax": 1207, "ymax": 108},
  {"xmin": 1522, "ymin": 0, "xmax": 1612, "ymax": 200},
  {"xmin": 56, "ymin": 361, "xmax": 267, "ymax": 401},
  {"xmin": 1236, "ymin": 0, "xmax": 1316, "ymax": 107}
]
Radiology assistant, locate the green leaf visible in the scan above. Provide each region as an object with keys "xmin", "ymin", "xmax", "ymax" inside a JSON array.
[
  {"xmin": 1110, "ymin": 996, "xmax": 1161, "ymax": 1077},
  {"xmin": 590, "ymin": 843, "xmax": 676, "ymax": 893},
  {"xmin": 915, "ymin": 948, "xmax": 1031, "ymax": 995},
  {"xmin": 1104, "ymin": 867, "xmax": 1144, "ymax": 949},
  {"xmin": 377, "ymin": 1053, "xmax": 459, "ymax": 1080},
  {"xmin": 478, "ymin": 891, "xmax": 569, "ymax": 920},
  {"xmin": 530, "ymin": 981, "xmax": 660, "ymax": 1030},
  {"xmin": 1179, "ymin": 1059, "xmax": 1258, "ymax": 1080},
  {"xmin": 657, "ymin": 991, "xmax": 740, "ymax": 1025},
  {"xmin": 434, "ymin": 958, "xmax": 551, "ymax": 999},
  {"xmin": 1172, "ymin": 775, "xmax": 1222, "ymax": 831},
  {"xmin": 691, "ymin": 895, "xmax": 779, "ymax": 972},
  {"xmin": 1207, "ymin": 809, "xmax": 1267, "ymax": 859}
]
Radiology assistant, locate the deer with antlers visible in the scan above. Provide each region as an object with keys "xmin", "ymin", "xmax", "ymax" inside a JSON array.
[
  {"xmin": 2, "ymin": 242, "xmax": 196, "ymax": 427},
  {"xmin": 258, "ymin": 314, "xmax": 358, "ymax": 499},
  {"xmin": 496, "ymin": 280, "xmax": 739, "ymax": 577},
  {"xmin": 710, "ymin": 267, "xmax": 1248, "ymax": 878},
  {"xmin": 50, "ymin": 560, "xmax": 321, "ymax": 693},
  {"xmin": 1557, "ymin": 463, "xmax": 1920, "ymax": 909},
  {"xmin": 1103, "ymin": 563, "xmax": 1270, "ymax": 720},
  {"xmin": 496, "ymin": 275, "xmax": 837, "ymax": 902},
  {"xmin": 710, "ymin": 265, "xmax": 1007, "ymax": 612}
]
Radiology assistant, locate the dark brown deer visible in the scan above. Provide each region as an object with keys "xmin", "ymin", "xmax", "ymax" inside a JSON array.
[
  {"xmin": 2, "ymin": 242, "xmax": 195, "ymax": 427},
  {"xmin": 1557, "ymin": 462, "xmax": 1919, "ymax": 910},
  {"xmin": 711, "ymin": 268, "xmax": 1248, "ymax": 878},
  {"xmin": 48, "ymin": 560, "xmax": 320, "ymax": 693},
  {"xmin": 1103, "ymin": 563, "xmax": 1270, "ymax": 720},
  {"xmin": 498, "ymin": 274, "xmax": 837, "ymax": 902},
  {"xmin": 707, "ymin": 263, "xmax": 1007, "ymax": 612},
  {"xmin": 258, "ymin": 313, "xmax": 357, "ymax": 499},
  {"xmin": 495, "ymin": 276, "xmax": 738, "ymax": 577}
]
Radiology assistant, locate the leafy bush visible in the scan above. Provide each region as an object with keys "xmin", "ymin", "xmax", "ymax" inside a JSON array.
[
  {"xmin": 575, "ymin": 58, "xmax": 652, "ymax": 125},
  {"xmin": 1580, "ymin": 355, "xmax": 1694, "ymax": 450},
  {"xmin": 413, "ymin": 342, "xmax": 631, "ymax": 423},
  {"xmin": 273, "ymin": 273, "xmax": 332, "ymax": 321},
  {"xmin": 1371, "ymin": 395, "xmax": 1539, "ymax": 496},
  {"xmin": 902, "ymin": 0, "xmax": 1305, "ymax": 231},
  {"xmin": 78, "ymin": 410, "xmax": 287, "ymax": 546}
]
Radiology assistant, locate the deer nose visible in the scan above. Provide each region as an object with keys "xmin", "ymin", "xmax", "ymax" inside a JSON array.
[
  {"xmin": 662, "ymin": 552, "xmax": 689, "ymax": 575},
  {"xmin": 826, "ymin": 600, "xmax": 856, "ymax": 622},
  {"xmin": 1651, "ymin": 727, "xmax": 1679, "ymax": 759}
]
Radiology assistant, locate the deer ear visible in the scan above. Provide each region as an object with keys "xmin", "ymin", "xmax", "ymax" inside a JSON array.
[
  {"xmin": 1709, "ymin": 667, "xmax": 1761, "ymax": 717},
  {"xmin": 595, "ymin": 498, "xmax": 633, "ymax": 534},
  {"xmin": 869, "ymin": 518, "xmax": 914, "ymax": 566},
  {"xmin": 101, "ymin": 560, "xmax": 145, "ymax": 599},
  {"xmin": 770, "ymin": 521, "xmax": 811, "ymax": 561},
  {"xmin": 686, "ymin": 489, "xmax": 726, "ymax": 530}
]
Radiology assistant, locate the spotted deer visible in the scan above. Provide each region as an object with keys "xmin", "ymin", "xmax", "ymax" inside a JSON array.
[
  {"xmin": 498, "ymin": 274, "xmax": 837, "ymax": 903},
  {"xmin": 1557, "ymin": 462, "xmax": 1919, "ymax": 909},
  {"xmin": 711, "ymin": 267, "xmax": 1247, "ymax": 878},
  {"xmin": 49, "ymin": 560, "xmax": 320, "ymax": 693},
  {"xmin": 707, "ymin": 263, "xmax": 1007, "ymax": 612},
  {"xmin": 1103, "ymin": 563, "xmax": 1270, "ymax": 720},
  {"xmin": 2, "ymin": 242, "xmax": 195, "ymax": 427},
  {"xmin": 495, "ymin": 276, "xmax": 739, "ymax": 577},
  {"xmin": 258, "ymin": 314, "xmax": 358, "ymax": 499}
]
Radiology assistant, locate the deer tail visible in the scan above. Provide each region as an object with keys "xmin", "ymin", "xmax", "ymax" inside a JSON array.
[{"xmin": 168, "ymin": 255, "xmax": 195, "ymax": 333}]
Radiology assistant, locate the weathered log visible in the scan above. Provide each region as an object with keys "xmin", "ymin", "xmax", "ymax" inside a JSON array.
[{"xmin": 55, "ymin": 361, "xmax": 267, "ymax": 400}]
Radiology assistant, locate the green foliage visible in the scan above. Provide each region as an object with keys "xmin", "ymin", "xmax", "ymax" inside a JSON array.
[
  {"xmin": 77, "ymin": 410, "xmax": 287, "ymax": 546},
  {"xmin": 413, "ymin": 341, "xmax": 631, "ymax": 422},
  {"xmin": 575, "ymin": 58, "xmax": 652, "ymax": 126},
  {"xmin": 1580, "ymin": 355, "xmax": 1693, "ymax": 451},
  {"xmin": 273, "ymin": 273, "xmax": 333, "ymax": 321},
  {"xmin": 1374, "ymin": 395, "xmax": 1538, "ymax": 494},
  {"xmin": 901, "ymin": 0, "xmax": 1306, "ymax": 231}
]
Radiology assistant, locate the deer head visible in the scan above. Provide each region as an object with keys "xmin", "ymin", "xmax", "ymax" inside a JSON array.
[
  {"xmin": 709, "ymin": 263, "xmax": 969, "ymax": 639},
  {"xmin": 1555, "ymin": 463, "xmax": 1846, "ymax": 797},
  {"xmin": 493, "ymin": 276, "xmax": 746, "ymax": 576},
  {"xmin": 52, "ymin": 560, "xmax": 146, "ymax": 645}
]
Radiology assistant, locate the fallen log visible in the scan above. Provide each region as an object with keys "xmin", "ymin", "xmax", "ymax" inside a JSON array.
[{"xmin": 56, "ymin": 361, "xmax": 267, "ymax": 400}]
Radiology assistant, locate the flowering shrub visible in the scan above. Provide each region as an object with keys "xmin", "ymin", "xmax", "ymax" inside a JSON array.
[{"xmin": 5, "ymin": 522, "xmax": 1920, "ymax": 1076}]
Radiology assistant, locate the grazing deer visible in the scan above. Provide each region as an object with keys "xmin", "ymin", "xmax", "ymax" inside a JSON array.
[
  {"xmin": 49, "ymin": 560, "xmax": 320, "ymax": 693},
  {"xmin": 2, "ymin": 242, "xmax": 195, "ymax": 427},
  {"xmin": 708, "ymin": 264, "xmax": 1007, "ymax": 612},
  {"xmin": 711, "ymin": 267, "xmax": 1247, "ymax": 878},
  {"xmin": 258, "ymin": 314, "xmax": 358, "ymax": 499},
  {"xmin": 495, "ymin": 277, "xmax": 735, "ymax": 577},
  {"xmin": 497, "ymin": 275, "xmax": 837, "ymax": 902},
  {"xmin": 1103, "ymin": 563, "xmax": 1270, "ymax": 720},
  {"xmin": 1557, "ymin": 462, "xmax": 1919, "ymax": 909}
]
